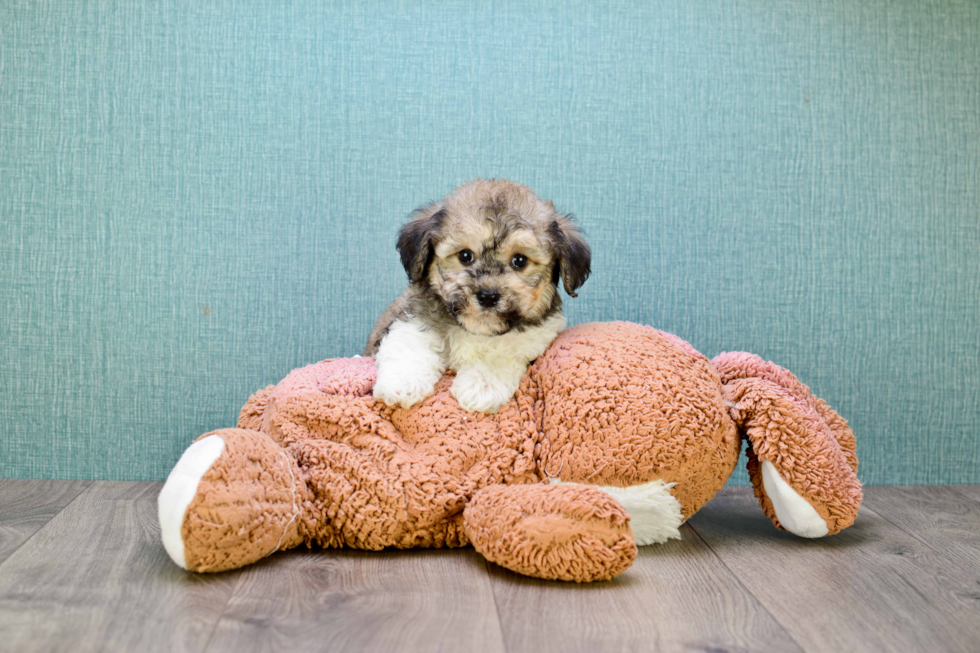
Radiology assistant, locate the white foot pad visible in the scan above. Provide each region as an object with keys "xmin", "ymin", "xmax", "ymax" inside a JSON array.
[
  {"xmin": 158, "ymin": 435, "xmax": 226, "ymax": 569},
  {"xmin": 761, "ymin": 460, "xmax": 829, "ymax": 538}
]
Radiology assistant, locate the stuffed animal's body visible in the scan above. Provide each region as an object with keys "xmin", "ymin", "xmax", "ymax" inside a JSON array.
[{"xmin": 159, "ymin": 322, "xmax": 861, "ymax": 582}]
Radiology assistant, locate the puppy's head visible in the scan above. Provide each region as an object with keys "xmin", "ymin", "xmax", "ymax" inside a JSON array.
[{"xmin": 397, "ymin": 179, "xmax": 591, "ymax": 336}]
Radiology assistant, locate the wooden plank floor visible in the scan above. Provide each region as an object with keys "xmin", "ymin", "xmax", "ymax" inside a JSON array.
[{"xmin": 0, "ymin": 482, "xmax": 977, "ymax": 653}]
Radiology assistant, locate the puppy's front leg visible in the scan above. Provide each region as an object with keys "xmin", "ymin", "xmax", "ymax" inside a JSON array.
[
  {"xmin": 451, "ymin": 362, "xmax": 525, "ymax": 414},
  {"xmin": 372, "ymin": 319, "xmax": 446, "ymax": 409}
]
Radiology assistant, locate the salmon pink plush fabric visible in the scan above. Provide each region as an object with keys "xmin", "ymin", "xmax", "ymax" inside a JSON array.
[{"xmin": 173, "ymin": 322, "xmax": 860, "ymax": 581}]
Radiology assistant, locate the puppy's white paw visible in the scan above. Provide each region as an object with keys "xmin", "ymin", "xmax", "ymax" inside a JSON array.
[
  {"xmin": 372, "ymin": 369, "xmax": 439, "ymax": 409},
  {"xmin": 372, "ymin": 318, "xmax": 446, "ymax": 409},
  {"xmin": 451, "ymin": 366, "xmax": 519, "ymax": 414}
]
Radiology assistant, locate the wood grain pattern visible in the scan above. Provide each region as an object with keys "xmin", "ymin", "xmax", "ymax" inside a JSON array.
[
  {"xmin": 487, "ymin": 523, "xmax": 801, "ymax": 653},
  {"xmin": 206, "ymin": 546, "xmax": 506, "ymax": 653},
  {"xmin": 863, "ymin": 486, "xmax": 980, "ymax": 575},
  {"xmin": 0, "ymin": 479, "xmax": 91, "ymax": 565},
  {"xmin": 0, "ymin": 482, "xmax": 239, "ymax": 653},
  {"xmin": 1, "ymin": 482, "xmax": 979, "ymax": 652},
  {"xmin": 688, "ymin": 487, "xmax": 980, "ymax": 653},
  {"xmin": 952, "ymin": 485, "xmax": 980, "ymax": 504}
]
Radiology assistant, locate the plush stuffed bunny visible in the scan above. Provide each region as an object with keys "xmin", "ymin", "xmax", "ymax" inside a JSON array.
[{"xmin": 159, "ymin": 322, "xmax": 861, "ymax": 582}]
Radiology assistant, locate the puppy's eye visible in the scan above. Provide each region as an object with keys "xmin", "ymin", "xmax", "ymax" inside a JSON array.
[
  {"xmin": 458, "ymin": 249, "xmax": 474, "ymax": 264},
  {"xmin": 511, "ymin": 254, "xmax": 528, "ymax": 270}
]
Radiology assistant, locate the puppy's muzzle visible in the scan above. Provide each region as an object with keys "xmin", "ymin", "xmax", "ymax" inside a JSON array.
[{"xmin": 476, "ymin": 288, "xmax": 500, "ymax": 309}]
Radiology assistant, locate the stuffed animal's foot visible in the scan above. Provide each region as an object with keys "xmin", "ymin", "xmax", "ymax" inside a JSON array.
[
  {"xmin": 158, "ymin": 428, "xmax": 312, "ymax": 572},
  {"xmin": 463, "ymin": 484, "xmax": 636, "ymax": 582},
  {"xmin": 159, "ymin": 434, "xmax": 226, "ymax": 569}
]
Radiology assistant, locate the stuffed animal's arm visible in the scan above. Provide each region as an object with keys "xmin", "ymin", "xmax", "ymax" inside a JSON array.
[{"xmin": 713, "ymin": 352, "xmax": 862, "ymax": 537}]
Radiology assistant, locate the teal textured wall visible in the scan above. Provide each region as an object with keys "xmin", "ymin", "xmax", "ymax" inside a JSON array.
[{"xmin": 2, "ymin": 1, "xmax": 978, "ymax": 483}]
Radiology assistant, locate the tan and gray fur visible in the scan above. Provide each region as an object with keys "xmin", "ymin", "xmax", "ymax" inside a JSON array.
[{"xmin": 365, "ymin": 178, "xmax": 591, "ymax": 413}]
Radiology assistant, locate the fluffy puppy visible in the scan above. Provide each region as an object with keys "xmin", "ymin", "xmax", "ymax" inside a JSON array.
[{"xmin": 365, "ymin": 178, "xmax": 591, "ymax": 413}]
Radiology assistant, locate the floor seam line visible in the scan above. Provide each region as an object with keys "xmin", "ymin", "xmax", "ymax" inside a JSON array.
[
  {"xmin": 860, "ymin": 495, "xmax": 980, "ymax": 577},
  {"xmin": 483, "ymin": 557, "xmax": 511, "ymax": 653},
  {"xmin": 686, "ymin": 517, "xmax": 808, "ymax": 653},
  {"xmin": 198, "ymin": 564, "xmax": 248, "ymax": 652},
  {"xmin": 948, "ymin": 485, "xmax": 980, "ymax": 506},
  {"xmin": 0, "ymin": 480, "xmax": 94, "ymax": 573}
]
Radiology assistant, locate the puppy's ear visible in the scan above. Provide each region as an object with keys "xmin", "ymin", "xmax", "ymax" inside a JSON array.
[
  {"xmin": 397, "ymin": 204, "xmax": 446, "ymax": 284},
  {"xmin": 549, "ymin": 216, "xmax": 591, "ymax": 297}
]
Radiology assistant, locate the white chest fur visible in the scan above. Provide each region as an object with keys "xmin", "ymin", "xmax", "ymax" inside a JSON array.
[
  {"xmin": 445, "ymin": 312, "xmax": 567, "ymax": 371},
  {"xmin": 445, "ymin": 313, "xmax": 567, "ymax": 413},
  {"xmin": 373, "ymin": 312, "xmax": 567, "ymax": 413}
]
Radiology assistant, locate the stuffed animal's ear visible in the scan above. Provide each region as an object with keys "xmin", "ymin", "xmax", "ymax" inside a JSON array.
[
  {"xmin": 549, "ymin": 216, "xmax": 592, "ymax": 297},
  {"xmin": 396, "ymin": 205, "xmax": 446, "ymax": 284}
]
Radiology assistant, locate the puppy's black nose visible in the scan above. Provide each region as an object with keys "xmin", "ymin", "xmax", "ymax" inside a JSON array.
[{"xmin": 476, "ymin": 289, "xmax": 500, "ymax": 308}]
